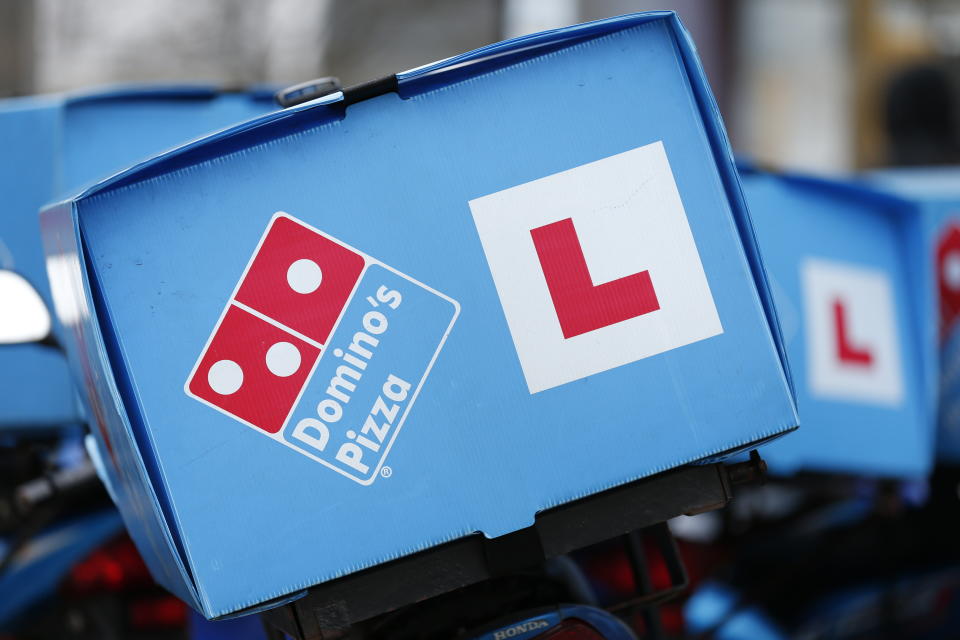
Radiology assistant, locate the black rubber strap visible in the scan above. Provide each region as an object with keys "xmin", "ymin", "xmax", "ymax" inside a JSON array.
[{"xmin": 341, "ymin": 75, "xmax": 399, "ymax": 107}]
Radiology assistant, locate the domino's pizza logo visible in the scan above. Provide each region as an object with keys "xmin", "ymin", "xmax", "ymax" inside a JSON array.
[
  {"xmin": 469, "ymin": 141, "xmax": 723, "ymax": 393},
  {"xmin": 938, "ymin": 222, "xmax": 960, "ymax": 339},
  {"xmin": 185, "ymin": 212, "xmax": 459, "ymax": 484}
]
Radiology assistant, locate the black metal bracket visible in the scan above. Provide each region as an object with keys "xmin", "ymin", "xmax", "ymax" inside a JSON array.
[
  {"xmin": 274, "ymin": 78, "xmax": 343, "ymax": 109},
  {"xmin": 274, "ymin": 75, "xmax": 401, "ymax": 110},
  {"xmin": 262, "ymin": 454, "xmax": 765, "ymax": 640}
]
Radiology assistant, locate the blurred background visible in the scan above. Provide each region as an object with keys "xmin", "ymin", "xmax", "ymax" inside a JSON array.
[
  {"xmin": 3, "ymin": 0, "xmax": 960, "ymax": 172},
  {"xmin": 4, "ymin": 2, "xmax": 960, "ymax": 639}
]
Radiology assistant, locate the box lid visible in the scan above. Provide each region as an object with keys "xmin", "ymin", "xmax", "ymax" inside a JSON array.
[{"xmin": 59, "ymin": 85, "xmax": 277, "ymax": 196}]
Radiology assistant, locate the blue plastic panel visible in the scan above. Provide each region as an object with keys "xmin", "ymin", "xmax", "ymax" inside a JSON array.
[{"xmin": 863, "ymin": 167, "xmax": 960, "ymax": 463}]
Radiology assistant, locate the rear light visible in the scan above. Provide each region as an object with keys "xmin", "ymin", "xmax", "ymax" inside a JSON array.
[
  {"xmin": 129, "ymin": 595, "xmax": 188, "ymax": 629},
  {"xmin": 65, "ymin": 535, "xmax": 153, "ymax": 592}
]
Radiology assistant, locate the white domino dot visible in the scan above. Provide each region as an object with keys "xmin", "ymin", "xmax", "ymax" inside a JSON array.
[
  {"xmin": 945, "ymin": 251, "xmax": 960, "ymax": 292},
  {"xmin": 287, "ymin": 259, "xmax": 323, "ymax": 294},
  {"xmin": 266, "ymin": 341, "xmax": 301, "ymax": 377},
  {"xmin": 208, "ymin": 360, "xmax": 243, "ymax": 395}
]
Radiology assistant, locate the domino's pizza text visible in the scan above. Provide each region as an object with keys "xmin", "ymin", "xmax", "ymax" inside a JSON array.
[{"xmin": 288, "ymin": 285, "xmax": 413, "ymax": 476}]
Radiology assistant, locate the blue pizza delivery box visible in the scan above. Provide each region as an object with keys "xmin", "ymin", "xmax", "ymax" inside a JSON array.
[
  {"xmin": 0, "ymin": 87, "xmax": 275, "ymax": 430},
  {"xmin": 0, "ymin": 95, "xmax": 71, "ymax": 428},
  {"xmin": 862, "ymin": 167, "xmax": 960, "ymax": 464},
  {"xmin": 42, "ymin": 12, "xmax": 798, "ymax": 618},
  {"xmin": 741, "ymin": 166, "xmax": 933, "ymax": 477}
]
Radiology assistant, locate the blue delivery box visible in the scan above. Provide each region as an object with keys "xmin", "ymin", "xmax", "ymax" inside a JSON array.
[
  {"xmin": 42, "ymin": 13, "xmax": 798, "ymax": 617},
  {"xmin": 862, "ymin": 168, "xmax": 960, "ymax": 464},
  {"xmin": 0, "ymin": 87, "xmax": 275, "ymax": 430},
  {"xmin": 0, "ymin": 96, "xmax": 70, "ymax": 428},
  {"xmin": 741, "ymin": 167, "xmax": 933, "ymax": 477}
]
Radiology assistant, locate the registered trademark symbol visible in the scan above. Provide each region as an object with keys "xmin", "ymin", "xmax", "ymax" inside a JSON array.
[{"xmin": 381, "ymin": 466, "xmax": 393, "ymax": 478}]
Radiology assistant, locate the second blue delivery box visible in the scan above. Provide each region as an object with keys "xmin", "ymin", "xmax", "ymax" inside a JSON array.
[
  {"xmin": 42, "ymin": 13, "xmax": 798, "ymax": 617},
  {"xmin": 0, "ymin": 86, "xmax": 276, "ymax": 430},
  {"xmin": 742, "ymin": 167, "xmax": 933, "ymax": 478}
]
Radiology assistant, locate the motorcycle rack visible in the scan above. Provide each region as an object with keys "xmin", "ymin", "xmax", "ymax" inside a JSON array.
[{"xmin": 262, "ymin": 452, "xmax": 766, "ymax": 640}]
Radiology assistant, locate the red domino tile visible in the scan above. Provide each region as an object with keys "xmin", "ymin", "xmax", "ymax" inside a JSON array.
[
  {"xmin": 188, "ymin": 305, "xmax": 321, "ymax": 434},
  {"xmin": 235, "ymin": 216, "xmax": 365, "ymax": 345}
]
